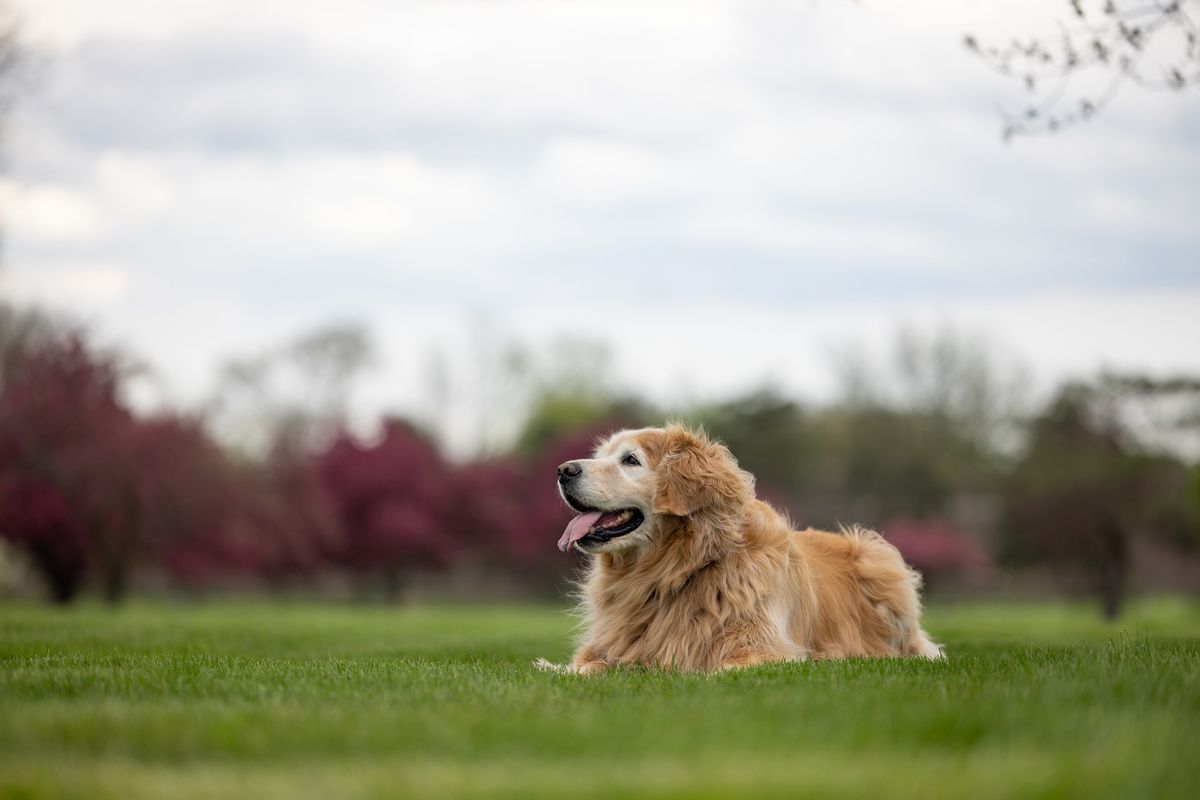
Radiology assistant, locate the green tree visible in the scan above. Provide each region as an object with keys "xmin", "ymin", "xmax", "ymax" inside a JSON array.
[
  {"xmin": 1003, "ymin": 379, "xmax": 1198, "ymax": 619},
  {"xmin": 813, "ymin": 327, "xmax": 1024, "ymax": 525}
]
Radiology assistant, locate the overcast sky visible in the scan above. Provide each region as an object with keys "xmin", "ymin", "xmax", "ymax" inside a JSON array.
[{"xmin": 2, "ymin": 0, "xmax": 1198, "ymax": 451}]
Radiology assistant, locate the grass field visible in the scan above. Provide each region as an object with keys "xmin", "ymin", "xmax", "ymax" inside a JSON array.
[{"xmin": 1, "ymin": 599, "xmax": 1198, "ymax": 799}]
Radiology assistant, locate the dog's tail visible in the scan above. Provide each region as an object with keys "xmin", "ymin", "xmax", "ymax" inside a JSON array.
[{"xmin": 840, "ymin": 525, "xmax": 945, "ymax": 660}]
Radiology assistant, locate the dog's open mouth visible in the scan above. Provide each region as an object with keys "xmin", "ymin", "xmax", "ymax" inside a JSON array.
[{"xmin": 558, "ymin": 507, "xmax": 645, "ymax": 552}]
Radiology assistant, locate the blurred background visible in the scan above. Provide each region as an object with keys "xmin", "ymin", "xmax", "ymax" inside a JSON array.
[{"xmin": 0, "ymin": 0, "xmax": 1197, "ymax": 617}]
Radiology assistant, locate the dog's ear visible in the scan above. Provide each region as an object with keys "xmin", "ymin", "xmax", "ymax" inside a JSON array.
[{"xmin": 650, "ymin": 425, "xmax": 753, "ymax": 517}]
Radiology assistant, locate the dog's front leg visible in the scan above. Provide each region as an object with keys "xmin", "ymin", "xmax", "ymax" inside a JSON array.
[
  {"xmin": 718, "ymin": 653, "xmax": 773, "ymax": 670},
  {"xmin": 571, "ymin": 643, "xmax": 609, "ymax": 675},
  {"xmin": 717, "ymin": 640, "xmax": 804, "ymax": 671}
]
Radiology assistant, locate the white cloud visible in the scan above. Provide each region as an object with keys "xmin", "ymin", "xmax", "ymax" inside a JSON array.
[
  {"xmin": 294, "ymin": 154, "xmax": 509, "ymax": 252},
  {"xmin": 1, "ymin": 261, "xmax": 130, "ymax": 308},
  {"xmin": 0, "ymin": 179, "xmax": 101, "ymax": 241},
  {"xmin": 0, "ymin": 153, "xmax": 175, "ymax": 245},
  {"xmin": 537, "ymin": 138, "xmax": 676, "ymax": 206},
  {"xmin": 94, "ymin": 153, "xmax": 176, "ymax": 221}
]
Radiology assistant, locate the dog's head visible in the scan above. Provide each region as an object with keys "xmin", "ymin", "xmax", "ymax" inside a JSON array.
[{"xmin": 556, "ymin": 424, "xmax": 755, "ymax": 554}]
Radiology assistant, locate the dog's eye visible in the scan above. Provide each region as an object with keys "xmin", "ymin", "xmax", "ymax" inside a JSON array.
[{"xmin": 621, "ymin": 452, "xmax": 641, "ymax": 467}]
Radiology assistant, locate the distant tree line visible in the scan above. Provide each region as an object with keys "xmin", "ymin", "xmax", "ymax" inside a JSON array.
[
  {"xmin": 0, "ymin": 306, "xmax": 588, "ymax": 603},
  {"xmin": 1, "ymin": 309, "xmax": 1198, "ymax": 617}
]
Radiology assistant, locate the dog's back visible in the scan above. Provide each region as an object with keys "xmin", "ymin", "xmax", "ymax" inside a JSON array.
[{"xmin": 791, "ymin": 525, "xmax": 943, "ymax": 660}]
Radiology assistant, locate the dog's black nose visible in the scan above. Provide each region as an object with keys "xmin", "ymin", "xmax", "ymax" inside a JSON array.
[{"xmin": 557, "ymin": 461, "xmax": 582, "ymax": 482}]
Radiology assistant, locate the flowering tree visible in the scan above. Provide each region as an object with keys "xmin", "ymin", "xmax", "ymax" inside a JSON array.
[
  {"xmin": 0, "ymin": 474, "xmax": 86, "ymax": 602},
  {"xmin": 0, "ymin": 332, "xmax": 136, "ymax": 601},
  {"xmin": 0, "ymin": 328, "xmax": 256, "ymax": 601},
  {"xmin": 316, "ymin": 420, "xmax": 458, "ymax": 595},
  {"xmin": 451, "ymin": 458, "xmax": 535, "ymax": 564}
]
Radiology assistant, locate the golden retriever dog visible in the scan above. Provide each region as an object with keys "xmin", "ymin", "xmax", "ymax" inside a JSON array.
[{"xmin": 537, "ymin": 424, "xmax": 942, "ymax": 673}]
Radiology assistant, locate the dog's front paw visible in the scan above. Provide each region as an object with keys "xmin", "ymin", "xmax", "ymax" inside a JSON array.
[
  {"xmin": 573, "ymin": 659, "xmax": 608, "ymax": 675},
  {"xmin": 534, "ymin": 657, "xmax": 573, "ymax": 674}
]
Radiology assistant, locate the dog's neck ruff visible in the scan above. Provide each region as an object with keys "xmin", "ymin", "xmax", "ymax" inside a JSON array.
[{"xmin": 596, "ymin": 507, "xmax": 745, "ymax": 597}]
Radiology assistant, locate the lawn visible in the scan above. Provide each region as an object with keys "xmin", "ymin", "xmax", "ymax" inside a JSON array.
[{"xmin": 1, "ymin": 598, "xmax": 1197, "ymax": 799}]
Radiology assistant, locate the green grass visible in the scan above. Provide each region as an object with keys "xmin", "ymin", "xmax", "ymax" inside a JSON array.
[{"xmin": 1, "ymin": 598, "xmax": 1197, "ymax": 799}]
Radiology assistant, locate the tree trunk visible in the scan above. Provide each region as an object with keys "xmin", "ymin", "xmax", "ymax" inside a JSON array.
[
  {"xmin": 30, "ymin": 539, "xmax": 85, "ymax": 604},
  {"xmin": 381, "ymin": 567, "xmax": 405, "ymax": 602},
  {"xmin": 100, "ymin": 555, "xmax": 129, "ymax": 605},
  {"xmin": 47, "ymin": 567, "xmax": 82, "ymax": 604},
  {"xmin": 1096, "ymin": 518, "xmax": 1129, "ymax": 621},
  {"xmin": 1099, "ymin": 577, "xmax": 1123, "ymax": 621}
]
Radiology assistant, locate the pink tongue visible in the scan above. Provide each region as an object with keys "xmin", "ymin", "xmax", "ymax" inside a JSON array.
[{"xmin": 558, "ymin": 511, "xmax": 603, "ymax": 552}]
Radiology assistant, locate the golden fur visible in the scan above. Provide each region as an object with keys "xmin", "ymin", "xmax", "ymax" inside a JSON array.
[{"xmin": 541, "ymin": 424, "xmax": 942, "ymax": 674}]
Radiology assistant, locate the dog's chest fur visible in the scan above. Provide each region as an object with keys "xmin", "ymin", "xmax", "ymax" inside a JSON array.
[{"xmin": 580, "ymin": 522, "xmax": 794, "ymax": 671}]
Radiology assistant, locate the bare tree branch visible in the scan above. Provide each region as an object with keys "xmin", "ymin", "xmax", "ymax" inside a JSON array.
[{"xmin": 965, "ymin": 1, "xmax": 1200, "ymax": 140}]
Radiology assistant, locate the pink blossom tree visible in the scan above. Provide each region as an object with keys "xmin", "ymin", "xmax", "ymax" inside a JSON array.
[{"xmin": 315, "ymin": 419, "xmax": 458, "ymax": 596}]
